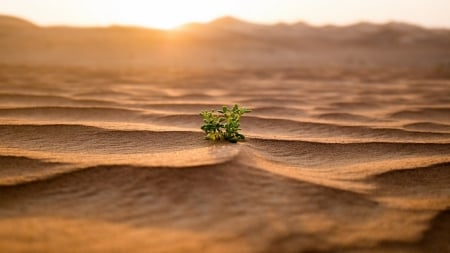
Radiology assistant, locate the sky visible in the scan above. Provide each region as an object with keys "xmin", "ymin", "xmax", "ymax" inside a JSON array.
[{"xmin": 1, "ymin": 0, "xmax": 449, "ymax": 29}]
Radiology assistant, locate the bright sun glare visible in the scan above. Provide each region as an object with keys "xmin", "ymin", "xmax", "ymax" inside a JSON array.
[
  {"xmin": 96, "ymin": 0, "xmax": 230, "ymax": 29},
  {"xmin": 1, "ymin": 0, "xmax": 450, "ymax": 29}
]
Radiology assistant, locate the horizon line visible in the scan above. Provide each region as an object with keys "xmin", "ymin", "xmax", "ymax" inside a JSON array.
[{"xmin": 1, "ymin": 13, "xmax": 449, "ymax": 31}]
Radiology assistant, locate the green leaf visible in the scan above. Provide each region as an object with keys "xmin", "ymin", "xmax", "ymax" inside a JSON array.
[{"xmin": 200, "ymin": 104, "xmax": 251, "ymax": 143}]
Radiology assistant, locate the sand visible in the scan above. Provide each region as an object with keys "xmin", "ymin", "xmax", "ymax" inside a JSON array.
[{"xmin": 0, "ymin": 16, "xmax": 450, "ymax": 253}]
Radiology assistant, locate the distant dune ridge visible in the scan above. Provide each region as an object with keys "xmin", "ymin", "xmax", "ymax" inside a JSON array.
[
  {"xmin": 0, "ymin": 14, "xmax": 450, "ymax": 253},
  {"xmin": 0, "ymin": 14, "xmax": 449, "ymax": 76}
]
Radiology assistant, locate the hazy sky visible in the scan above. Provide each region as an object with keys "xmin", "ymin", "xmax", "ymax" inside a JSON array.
[{"xmin": 1, "ymin": 0, "xmax": 449, "ymax": 29}]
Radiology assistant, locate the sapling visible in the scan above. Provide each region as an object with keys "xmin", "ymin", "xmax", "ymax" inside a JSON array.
[{"xmin": 200, "ymin": 104, "xmax": 251, "ymax": 143}]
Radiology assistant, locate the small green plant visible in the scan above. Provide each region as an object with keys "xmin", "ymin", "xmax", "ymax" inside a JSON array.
[{"xmin": 200, "ymin": 104, "xmax": 251, "ymax": 143}]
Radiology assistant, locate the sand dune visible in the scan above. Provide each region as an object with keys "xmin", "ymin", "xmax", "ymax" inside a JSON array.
[
  {"xmin": 0, "ymin": 15, "xmax": 450, "ymax": 253},
  {"xmin": 1, "ymin": 15, "xmax": 450, "ymax": 74}
]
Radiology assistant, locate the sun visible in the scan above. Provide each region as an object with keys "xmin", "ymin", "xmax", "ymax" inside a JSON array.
[{"xmin": 102, "ymin": 0, "xmax": 230, "ymax": 29}]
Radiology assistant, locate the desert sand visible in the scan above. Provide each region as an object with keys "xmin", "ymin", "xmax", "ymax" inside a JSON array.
[{"xmin": 0, "ymin": 15, "xmax": 449, "ymax": 253}]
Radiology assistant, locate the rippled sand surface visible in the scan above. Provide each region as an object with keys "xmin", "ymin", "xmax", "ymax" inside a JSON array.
[{"xmin": 0, "ymin": 66, "xmax": 449, "ymax": 253}]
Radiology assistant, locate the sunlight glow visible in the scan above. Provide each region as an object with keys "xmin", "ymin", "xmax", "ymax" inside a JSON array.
[
  {"xmin": 1, "ymin": 0, "xmax": 449, "ymax": 29},
  {"xmin": 96, "ymin": 0, "xmax": 232, "ymax": 29}
]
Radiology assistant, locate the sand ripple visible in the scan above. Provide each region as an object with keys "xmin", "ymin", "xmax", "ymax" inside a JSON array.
[{"xmin": 0, "ymin": 67, "xmax": 449, "ymax": 252}]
